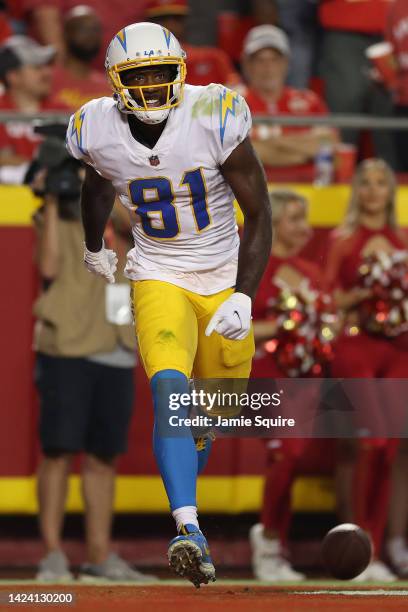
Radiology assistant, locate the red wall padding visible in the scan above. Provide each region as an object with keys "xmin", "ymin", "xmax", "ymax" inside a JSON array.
[{"xmin": 0, "ymin": 226, "xmax": 334, "ymax": 478}]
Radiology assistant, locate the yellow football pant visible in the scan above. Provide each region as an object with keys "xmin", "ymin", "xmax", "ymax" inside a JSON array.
[{"xmin": 131, "ymin": 280, "xmax": 255, "ymax": 380}]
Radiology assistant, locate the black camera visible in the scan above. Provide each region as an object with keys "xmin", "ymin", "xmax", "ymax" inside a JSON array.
[{"xmin": 25, "ymin": 122, "xmax": 82, "ymax": 218}]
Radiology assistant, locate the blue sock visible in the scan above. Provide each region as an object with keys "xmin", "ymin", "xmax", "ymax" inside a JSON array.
[
  {"xmin": 196, "ymin": 437, "xmax": 212, "ymax": 474},
  {"xmin": 151, "ymin": 370, "xmax": 198, "ymax": 511}
]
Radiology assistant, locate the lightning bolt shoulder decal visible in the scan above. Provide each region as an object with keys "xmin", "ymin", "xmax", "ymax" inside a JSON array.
[
  {"xmin": 219, "ymin": 88, "xmax": 240, "ymax": 146},
  {"xmin": 71, "ymin": 107, "xmax": 86, "ymax": 154}
]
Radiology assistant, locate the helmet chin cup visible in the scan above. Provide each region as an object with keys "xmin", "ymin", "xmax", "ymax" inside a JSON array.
[
  {"xmin": 114, "ymin": 91, "xmax": 171, "ymax": 123},
  {"xmin": 133, "ymin": 107, "xmax": 170, "ymax": 124}
]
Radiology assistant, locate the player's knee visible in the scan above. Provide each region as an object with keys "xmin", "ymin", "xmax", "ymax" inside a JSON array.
[{"xmin": 151, "ymin": 369, "xmax": 190, "ymax": 416}]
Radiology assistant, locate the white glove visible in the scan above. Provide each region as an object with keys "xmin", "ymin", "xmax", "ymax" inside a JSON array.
[
  {"xmin": 205, "ymin": 292, "xmax": 252, "ymax": 340},
  {"xmin": 84, "ymin": 241, "xmax": 118, "ymax": 284}
]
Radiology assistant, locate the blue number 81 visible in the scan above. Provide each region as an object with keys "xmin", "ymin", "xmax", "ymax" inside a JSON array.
[
  {"xmin": 128, "ymin": 170, "xmax": 211, "ymax": 239},
  {"xmin": 128, "ymin": 177, "xmax": 179, "ymax": 239}
]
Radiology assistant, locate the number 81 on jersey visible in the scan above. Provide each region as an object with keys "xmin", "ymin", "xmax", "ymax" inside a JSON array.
[{"xmin": 128, "ymin": 168, "xmax": 211, "ymax": 239}]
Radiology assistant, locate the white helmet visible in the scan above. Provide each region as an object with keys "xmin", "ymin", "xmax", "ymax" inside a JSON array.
[{"xmin": 105, "ymin": 22, "xmax": 187, "ymax": 124}]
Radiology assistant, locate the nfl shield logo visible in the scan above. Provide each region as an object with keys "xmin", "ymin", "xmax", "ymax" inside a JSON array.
[{"xmin": 149, "ymin": 155, "xmax": 160, "ymax": 167}]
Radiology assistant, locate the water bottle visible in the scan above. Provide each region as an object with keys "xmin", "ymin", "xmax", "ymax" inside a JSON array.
[{"xmin": 314, "ymin": 143, "xmax": 334, "ymax": 186}]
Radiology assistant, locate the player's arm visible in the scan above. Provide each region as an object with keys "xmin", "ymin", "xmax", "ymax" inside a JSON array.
[
  {"xmin": 221, "ymin": 136, "xmax": 272, "ymax": 299},
  {"xmin": 81, "ymin": 165, "xmax": 115, "ymax": 250},
  {"xmin": 81, "ymin": 165, "xmax": 118, "ymax": 283},
  {"xmin": 206, "ymin": 137, "xmax": 272, "ymax": 341}
]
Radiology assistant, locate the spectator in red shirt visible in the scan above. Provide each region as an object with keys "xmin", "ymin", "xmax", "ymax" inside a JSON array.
[
  {"xmin": 386, "ymin": 0, "xmax": 408, "ymax": 171},
  {"xmin": 52, "ymin": 6, "xmax": 110, "ymax": 111},
  {"xmin": 242, "ymin": 25, "xmax": 337, "ymax": 182},
  {"xmin": 144, "ymin": 0, "xmax": 241, "ymax": 87},
  {"xmin": 319, "ymin": 0, "xmax": 396, "ymax": 167},
  {"xmin": 0, "ymin": 35, "xmax": 68, "ymax": 183}
]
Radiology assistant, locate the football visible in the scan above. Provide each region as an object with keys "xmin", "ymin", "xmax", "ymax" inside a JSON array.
[{"xmin": 321, "ymin": 523, "xmax": 372, "ymax": 580}]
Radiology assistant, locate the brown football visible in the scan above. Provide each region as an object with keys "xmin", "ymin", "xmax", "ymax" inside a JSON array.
[{"xmin": 321, "ymin": 523, "xmax": 372, "ymax": 580}]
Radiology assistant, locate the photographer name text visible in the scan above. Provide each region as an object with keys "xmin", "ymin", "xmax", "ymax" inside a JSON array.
[{"xmin": 168, "ymin": 415, "xmax": 295, "ymax": 429}]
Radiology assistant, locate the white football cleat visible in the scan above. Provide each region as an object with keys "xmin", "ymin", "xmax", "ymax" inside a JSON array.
[
  {"xmin": 352, "ymin": 559, "xmax": 397, "ymax": 582},
  {"xmin": 386, "ymin": 538, "xmax": 408, "ymax": 577},
  {"xmin": 249, "ymin": 523, "xmax": 306, "ymax": 582}
]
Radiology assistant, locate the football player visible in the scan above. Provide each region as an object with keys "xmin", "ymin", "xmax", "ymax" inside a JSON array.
[{"xmin": 66, "ymin": 22, "xmax": 272, "ymax": 587}]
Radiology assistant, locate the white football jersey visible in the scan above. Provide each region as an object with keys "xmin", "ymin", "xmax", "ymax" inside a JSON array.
[{"xmin": 66, "ymin": 83, "xmax": 252, "ymax": 294}]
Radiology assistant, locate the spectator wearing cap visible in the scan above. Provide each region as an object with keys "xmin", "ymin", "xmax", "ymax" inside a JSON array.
[
  {"xmin": 0, "ymin": 36, "xmax": 68, "ymax": 183},
  {"xmin": 52, "ymin": 6, "xmax": 110, "ymax": 110},
  {"xmin": 319, "ymin": 0, "xmax": 396, "ymax": 167},
  {"xmin": 242, "ymin": 25, "xmax": 337, "ymax": 182},
  {"xmin": 144, "ymin": 0, "xmax": 241, "ymax": 87},
  {"xmin": 21, "ymin": 0, "xmax": 145, "ymax": 69}
]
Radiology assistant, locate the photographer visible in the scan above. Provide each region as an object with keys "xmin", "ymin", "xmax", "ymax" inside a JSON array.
[{"xmin": 30, "ymin": 129, "xmax": 154, "ymax": 582}]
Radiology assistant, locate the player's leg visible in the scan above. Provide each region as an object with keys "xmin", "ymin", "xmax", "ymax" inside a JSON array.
[
  {"xmin": 133, "ymin": 281, "xmax": 199, "ymax": 510},
  {"xmin": 193, "ymin": 287, "xmax": 255, "ymax": 378},
  {"xmin": 167, "ymin": 287, "xmax": 254, "ymax": 586},
  {"xmin": 188, "ymin": 288, "xmax": 255, "ymax": 475},
  {"xmin": 132, "ymin": 281, "xmax": 214, "ymax": 586}
]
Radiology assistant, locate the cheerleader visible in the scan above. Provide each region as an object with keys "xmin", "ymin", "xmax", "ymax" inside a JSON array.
[
  {"xmin": 249, "ymin": 189, "xmax": 336, "ymax": 581},
  {"xmin": 325, "ymin": 158, "xmax": 408, "ymax": 581}
]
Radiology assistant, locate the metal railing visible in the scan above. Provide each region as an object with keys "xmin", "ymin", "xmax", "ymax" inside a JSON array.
[{"xmin": 0, "ymin": 111, "xmax": 408, "ymax": 130}]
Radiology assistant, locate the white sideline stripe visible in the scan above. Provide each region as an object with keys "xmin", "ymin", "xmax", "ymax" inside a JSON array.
[{"xmin": 294, "ymin": 590, "xmax": 408, "ymax": 597}]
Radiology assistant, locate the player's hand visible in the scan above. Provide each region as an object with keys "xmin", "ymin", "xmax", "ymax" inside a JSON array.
[
  {"xmin": 84, "ymin": 241, "xmax": 118, "ymax": 284},
  {"xmin": 205, "ymin": 292, "xmax": 252, "ymax": 340}
]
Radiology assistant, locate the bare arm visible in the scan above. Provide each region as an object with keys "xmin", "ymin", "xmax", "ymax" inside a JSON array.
[
  {"xmin": 221, "ymin": 137, "xmax": 272, "ymax": 300},
  {"xmin": 252, "ymin": 127, "xmax": 338, "ymax": 167},
  {"xmin": 35, "ymin": 195, "xmax": 60, "ymax": 280},
  {"xmin": 252, "ymin": 139, "xmax": 307, "ymax": 166},
  {"xmin": 253, "ymin": 319, "xmax": 278, "ymax": 343},
  {"xmin": 333, "ymin": 287, "xmax": 373, "ymax": 311},
  {"xmin": 274, "ymin": 128, "xmax": 338, "ymax": 158},
  {"xmin": 0, "ymin": 149, "xmax": 30, "ymax": 166},
  {"xmin": 81, "ymin": 165, "xmax": 116, "ymax": 252}
]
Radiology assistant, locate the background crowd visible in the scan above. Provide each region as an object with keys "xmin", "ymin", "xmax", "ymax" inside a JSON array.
[{"xmin": 0, "ymin": 0, "xmax": 408, "ymax": 584}]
